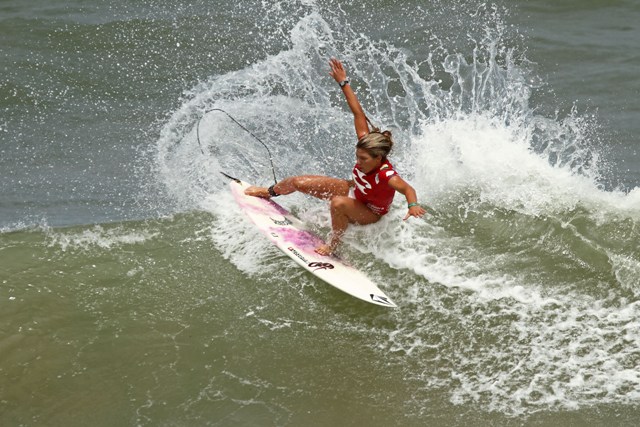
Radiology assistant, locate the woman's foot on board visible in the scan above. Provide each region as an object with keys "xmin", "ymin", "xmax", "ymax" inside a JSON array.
[
  {"xmin": 244, "ymin": 186, "xmax": 271, "ymax": 198},
  {"xmin": 314, "ymin": 243, "xmax": 334, "ymax": 256}
]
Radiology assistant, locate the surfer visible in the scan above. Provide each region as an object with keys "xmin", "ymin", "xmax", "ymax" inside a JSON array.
[{"xmin": 245, "ymin": 58, "xmax": 426, "ymax": 255}]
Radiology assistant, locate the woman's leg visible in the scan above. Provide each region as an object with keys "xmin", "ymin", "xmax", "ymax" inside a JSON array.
[
  {"xmin": 245, "ymin": 175, "xmax": 350, "ymax": 200},
  {"xmin": 245, "ymin": 176, "xmax": 379, "ymax": 256},
  {"xmin": 316, "ymin": 196, "xmax": 381, "ymax": 255}
]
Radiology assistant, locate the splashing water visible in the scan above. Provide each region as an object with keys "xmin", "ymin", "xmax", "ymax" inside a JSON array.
[{"xmin": 154, "ymin": 2, "xmax": 640, "ymax": 417}]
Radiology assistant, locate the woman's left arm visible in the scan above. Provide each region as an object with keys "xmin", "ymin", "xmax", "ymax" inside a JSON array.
[
  {"xmin": 329, "ymin": 58, "xmax": 370, "ymax": 139},
  {"xmin": 388, "ymin": 176, "xmax": 427, "ymax": 220}
]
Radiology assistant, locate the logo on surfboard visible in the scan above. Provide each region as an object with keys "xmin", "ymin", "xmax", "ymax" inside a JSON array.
[
  {"xmin": 286, "ymin": 249, "xmax": 334, "ymax": 271},
  {"xmin": 270, "ymin": 217, "xmax": 292, "ymax": 226},
  {"xmin": 287, "ymin": 247, "xmax": 309, "ymax": 263},
  {"xmin": 308, "ymin": 262, "xmax": 334, "ymax": 271}
]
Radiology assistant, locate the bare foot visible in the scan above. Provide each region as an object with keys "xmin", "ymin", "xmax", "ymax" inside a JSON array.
[
  {"xmin": 244, "ymin": 186, "xmax": 271, "ymax": 198},
  {"xmin": 314, "ymin": 244, "xmax": 333, "ymax": 256}
]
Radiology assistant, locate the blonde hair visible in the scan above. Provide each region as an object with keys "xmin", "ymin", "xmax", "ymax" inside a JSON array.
[{"xmin": 356, "ymin": 130, "xmax": 394, "ymax": 159}]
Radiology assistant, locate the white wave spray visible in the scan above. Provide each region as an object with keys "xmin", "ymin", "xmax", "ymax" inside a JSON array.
[{"xmin": 154, "ymin": 1, "xmax": 640, "ymax": 417}]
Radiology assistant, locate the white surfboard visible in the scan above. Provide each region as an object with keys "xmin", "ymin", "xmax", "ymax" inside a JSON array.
[{"xmin": 228, "ymin": 178, "xmax": 396, "ymax": 308}]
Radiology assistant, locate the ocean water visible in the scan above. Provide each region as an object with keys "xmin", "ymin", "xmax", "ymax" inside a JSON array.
[{"xmin": 2, "ymin": 0, "xmax": 640, "ymax": 425}]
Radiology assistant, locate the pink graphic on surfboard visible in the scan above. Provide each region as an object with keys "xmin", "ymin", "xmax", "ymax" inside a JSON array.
[{"xmin": 228, "ymin": 178, "xmax": 396, "ymax": 308}]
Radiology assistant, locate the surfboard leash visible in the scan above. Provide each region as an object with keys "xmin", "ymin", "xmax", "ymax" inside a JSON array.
[
  {"xmin": 219, "ymin": 171, "xmax": 241, "ymax": 183},
  {"xmin": 196, "ymin": 108, "xmax": 278, "ymax": 185}
]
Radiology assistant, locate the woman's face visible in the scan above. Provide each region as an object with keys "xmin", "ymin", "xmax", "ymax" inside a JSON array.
[{"xmin": 355, "ymin": 148, "xmax": 382, "ymax": 174}]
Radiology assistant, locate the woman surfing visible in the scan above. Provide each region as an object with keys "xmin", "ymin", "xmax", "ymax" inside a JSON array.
[{"xmin": 245, "ymin": 58, "xmax": 426, "ymax": 255}]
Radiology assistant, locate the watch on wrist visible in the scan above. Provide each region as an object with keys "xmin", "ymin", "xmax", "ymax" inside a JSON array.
[{"xmin": 339, "ymin": 79, "xmax": 350, "ymax": 88}]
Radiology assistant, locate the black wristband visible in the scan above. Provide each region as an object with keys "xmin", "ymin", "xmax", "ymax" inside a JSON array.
[
  {"xmin": 339, "ymin": 79, "xmax": 350, "ymax": 88},
  {"xmin": 268, "ymin": 185, "xmax": 279, "ymax": 197}
]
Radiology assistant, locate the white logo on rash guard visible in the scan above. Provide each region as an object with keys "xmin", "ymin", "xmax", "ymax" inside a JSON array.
[{"xmin": 353, "ymin": 168, "xmax": 372, "ymax": 195}]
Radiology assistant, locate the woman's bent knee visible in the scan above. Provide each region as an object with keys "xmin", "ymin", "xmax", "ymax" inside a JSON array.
[{"xmin": 330, "ymin": 196, "xmax": 351, "ymax": 212}]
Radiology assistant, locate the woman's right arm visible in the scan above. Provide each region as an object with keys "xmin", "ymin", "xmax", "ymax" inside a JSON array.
[{"xmin": 329, "ymin": 58, "xmax": 369, "ymax": 139}]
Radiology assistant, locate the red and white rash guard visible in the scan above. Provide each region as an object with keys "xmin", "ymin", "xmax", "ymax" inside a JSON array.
[{"xmin": 351, "ymin": 159, "xmax": 398, "ymax": 215}]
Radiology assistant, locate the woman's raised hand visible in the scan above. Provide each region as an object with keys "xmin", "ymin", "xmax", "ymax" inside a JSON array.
[{"xmin": 329, "ymin": 58, "xmax": 347, "ymax": 83}]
